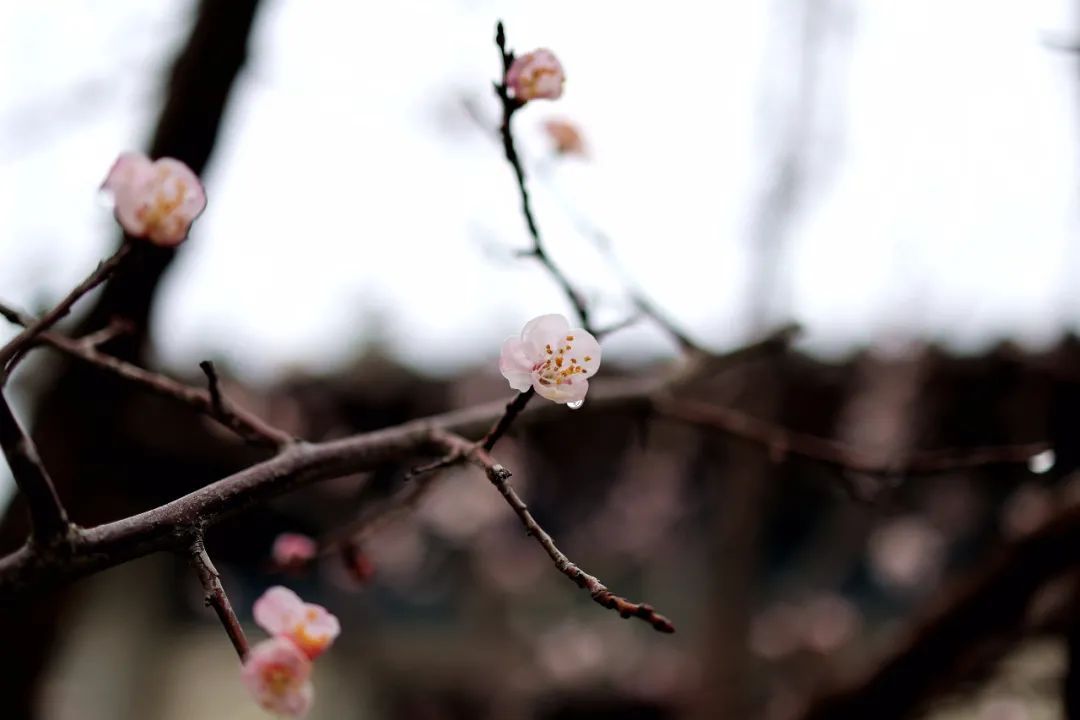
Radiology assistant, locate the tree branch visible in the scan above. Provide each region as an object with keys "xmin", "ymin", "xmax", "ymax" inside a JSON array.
[
  {"xmin": 797, "ymin": 503, "xmax": 1080, "ymax": 720},
  {"xmin": 188, "ymin": 532, "xmax": 248, "ymax": 659},
  {"xmin": 0, "ymin": 244, "xmax": 131, "ymax": 378},
  {"xmin": 656, "ymin": 397, "xmax": 1047, "ymax": 479},
  {"xmin": 494, "ymin": 21, "xmax": 591, "ymax": 332},
  {"xmin": 433, "ymin": 429, "xmax": 675, "ymax": 633},
  {"xmin": 0, "ymin": 301, "xmax": 293, "ymax": 449},
  {"xmin": 0, "ymin": 391, "xmax": 69, "ymax": 545}
]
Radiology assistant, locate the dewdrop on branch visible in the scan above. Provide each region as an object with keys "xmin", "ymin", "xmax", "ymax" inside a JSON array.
[
  {"xmin": 500, "ymin": 313, "xmax": 601, "ymax": 404},
  {"xmin": 506, "ymin": 48, "xmax": 565, "ymax": 101},
  {"xmin": 241, "ymin": 637, "xmax": 314, "ymax": 718},
  {"xmin": 101, "ymin": 152, "xmax": 206, "ymax": 246}
]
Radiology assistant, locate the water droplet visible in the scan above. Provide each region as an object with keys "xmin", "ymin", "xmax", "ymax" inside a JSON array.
[
  {"xmin": 1028, "ymin": 449, "xmax": 1055, "ymax": 475},
  {"xmin": 567, "ymin": 400, "xmax": 584, "ymax": 410}
]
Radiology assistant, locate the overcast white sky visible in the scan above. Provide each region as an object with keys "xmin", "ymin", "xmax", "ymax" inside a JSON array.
[{"xmin": 1, "ymin": 0, "xmax": 1078, "ymax": 383}]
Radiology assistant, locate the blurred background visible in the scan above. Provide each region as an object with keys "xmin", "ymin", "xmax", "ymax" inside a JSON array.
[{"xmin": 2, "ymin": 0, "xmax": 1080, "ymax": 718}]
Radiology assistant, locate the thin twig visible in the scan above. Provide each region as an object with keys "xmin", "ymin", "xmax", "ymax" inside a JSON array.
[
  {"xmin": 0, "ymin": 243, "xmax": 131, "ymax": 377},
  {"xmin": 655, "ymin": 396, "xmax": 1048, "ymax": 478},
  {"xmin": 481, "ymin": 388, "xmax": 535, "ymax": 451},
  {"xmin": 0, "ymin": 301, "xmax": 292, "ymax": 449},
  {"xmin": 557, "ymin": 205, "xmax": 704, "ymax": 354},
  {"xmin": 0, "ymin": 367, "xmax": 1050, "ymax": 599},
  {"xmin": 200, "ymin": 361, "xmax": 226, "ymax": 415},
  {"xmin": 407, "ymin": 388, "xmax": 536, "ymax": 482},
  {"xmin": 434, "ymin": 429, "xmax": 675, "ymax": 633},
  {"xmin": 0, "ymin": 390, "xmax": 70, "ymax": 545},
  {"xmin": 75, "ymin": 318, "xmax": 134, "ymax": 349},
  {"xmin": 188, "ymin": 532, "xmax": 249, "ymax": 660},
  {"xmin": 494, "ymin": 21, "xmax": 591, "ymax": 332},
  {"xmin": 319, "ymin": 471, "xmax": 441, "ymax": 554},
  {"xmin": 592, "ymin": 312, "xmax": 646, "ymax": 341}
]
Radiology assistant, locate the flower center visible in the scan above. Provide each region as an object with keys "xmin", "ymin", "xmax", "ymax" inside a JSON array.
[
  {"xmin": 292, "ymin": 619, "xmax": 328, "ymax": 655},
  {"xmin": 533, "ymin": 335, "xmax": 590, "ymax": 387},
  {"xmin": 522, "ymin": 66, "xmax": 559, "ymax": 95},
  {"xmin": 263, "ymin": 664, "xmax": 294, "ymax": 696},
  {"xmin": 137, "ymin": 175, "xmax": 188, "ymax": 234}
]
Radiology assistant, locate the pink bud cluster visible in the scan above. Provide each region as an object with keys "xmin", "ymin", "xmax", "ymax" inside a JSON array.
[
  {"xmin": 506, "ymin": 49, "xmax": 565, "ymax": 102},
  {"xmin": 101, "ymin": 152, "xmax": 206, "ymax": 246},
  {"xmin": 241, "ymin": 586, "xmax": 340, "ymax": 717}
]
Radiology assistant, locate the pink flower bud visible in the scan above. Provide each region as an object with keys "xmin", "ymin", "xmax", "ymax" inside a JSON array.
[
  {"xmin": 272, "ymin": 533, "xmax": 318, "ymax": 571},
  {"xmin": 253, "ymin": 586, "xmax": 340, "ymax": 660},
  {"xmin": 506, "ymin": 49, "xmax": 565, "ymax": 102},
  {"xmin": 241, "ymin": 637, "xmax": 314, "ymax": 717},
  {"xmin": 499, "ymin": 314, "xmax": 601, "ymax": 404},
  {"xmin": 101, "ymin": 152, "xmax": 206, "ymax": 246}
]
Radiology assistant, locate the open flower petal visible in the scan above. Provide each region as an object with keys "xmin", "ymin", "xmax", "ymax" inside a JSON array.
[
  {"xmin": 241, "ymin": 637, "xmax": 314, "ymax": 718},
  {"xmin": 289, "ymin": 603, "xmax": 340, "ymax": 659},
  {"xmin": 498, "ymin": 314, "xmax": 602, "ymax": 405},
  {"xmin": 253, "ymin": 586, "xmax": 340, "ymax": 660},
  {"xmin": 499, "ymin": 337, "xmax": 535, "ymax": 392},
  {"xmin": 534, "ymin": 375, "xmax": 589, "ymax": 404},
  {"xmin": 254, "ymin": 585, "xmax": 305, "ymax": 636}
]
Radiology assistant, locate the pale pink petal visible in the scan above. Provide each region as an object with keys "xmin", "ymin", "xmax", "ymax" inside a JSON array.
[
  {"xmin": 241, "ymin": 637, "xmax": 314, "ymax": 718},
  {"xmin": 102, "ymin": 153, "xmax": 156, "ymax": 237},
  {"xmin": 521, "ymin": 313, "xmax": 570, "ymax": 351},
  {"xmin": 499, "ymin": 337, "xmax": 535, "ymax": 392},
  {"xmin": 534, "ymin": 375, "xmax": 589, "ymax": 404},
  {"xmin": 253, "ymin": 586, "xmax": 305, "ymax": 636},
  {"xmin": 100, "ymin": 153, "xmax": 205, "ymax": 246},
  {"xmin": 272, "ymin": 533, "xmax": 318, "ymax": 569},
  {"xmin": 565, "ymin": 328, "xmax": 601, "ymax": 376},
  {"xmin": 289, "ymin": 603, "xmax": 341, "ymax": 659},
  {"xmin": 143, "ymin": 157, "xmax": 206, "ymax": 246},
  {"xmin": 102, "ymin": 152, "xmax": 154, "ymax": 194},
  {"xmin": 507, "ymin": 49, "xmax": 565, "ymax": 101}
]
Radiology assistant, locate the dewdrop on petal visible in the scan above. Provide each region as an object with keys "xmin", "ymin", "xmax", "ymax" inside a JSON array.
[
  {"xmin": 500, "ymin": 314, "xmax": 601, "ymax": 404},
  {"xmin": 506, "ymin": 49, "xmax": 565, "ymax": 101},
  {"xmin": 101, "ymin": 152, "xmax": 206, "ymax": 246},
  {"xmin": 253, "ymin": 586, "xmax": 340, "ymax": 660},
  {"xmin": 241, "ymin": 637, "xmax": 314, "ymax": 718}
]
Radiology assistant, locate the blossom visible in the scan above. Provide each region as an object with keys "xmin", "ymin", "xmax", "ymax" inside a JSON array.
[
  {"xmin": 543, "ymin": 119, "xmax": 587, "ymax": 157},
  {"xmin": 241, "ymin": 637, "xmax": 314, "ymax": 718},
  {"xmin": 272, "ymin": 533, "xmax": 318, "ymax": 571},
  {"xmin": 101, "ymin": 152, "xmax": 206, "ymax": 246},
  {"xmin": 506, "ymin": 49, "xmax": 564, "ymax": 101},
  {"xmin": 500, "ymin": 314, "xmax": 601, "ymax": 404},
  {"xmin": 253, "ymin": 586, "xmax": 340, "ymax": 660}
]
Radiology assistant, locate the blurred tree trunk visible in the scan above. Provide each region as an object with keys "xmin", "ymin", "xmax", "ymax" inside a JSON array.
[{"xmin": 0, "ymin": 1, "xmax": 265, "ymax": 715}]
